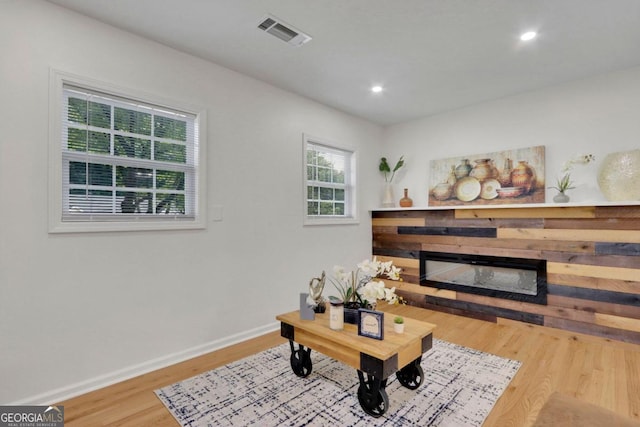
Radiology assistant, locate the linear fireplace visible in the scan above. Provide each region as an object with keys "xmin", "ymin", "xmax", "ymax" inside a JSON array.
[{"xmin": 419, "ymin": 251, "xmax": 547, "ymax": 305}]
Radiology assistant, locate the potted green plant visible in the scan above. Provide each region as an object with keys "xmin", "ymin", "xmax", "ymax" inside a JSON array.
[
  {"xmin": 393, "ymin": 316, "xmax": 405, "ymax": 333},
  {"xmin": 379, "ymin": 156, "xmax": 405, "ymax": 207},
  {"xmin": 330, "ymin": 257, "xmax": 404, "ymax": 324},
  {"xmin": 549, "ymin": 173, "xmax": 573, "ymax": 203},
  {"xmin": 549, "ymin": 153, "xmax": 595, "ymax": 203},
  {"xmin": 379, "ymin": 156, "xmax": 405, "ymax": 183}
]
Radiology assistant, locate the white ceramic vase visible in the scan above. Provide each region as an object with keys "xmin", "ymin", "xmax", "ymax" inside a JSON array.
[{"xmin": 597, "ymin": 149, "xmax": 640, "ymax": 201}]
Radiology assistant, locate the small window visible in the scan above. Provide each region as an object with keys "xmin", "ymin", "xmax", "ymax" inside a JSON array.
[
  {"xmin": 303, "ymin": 134, "xmax": 357, "ymax": 225},
  {"xmin": 49, "ymin": 71, "xmax": 206, "ymax": 232}
]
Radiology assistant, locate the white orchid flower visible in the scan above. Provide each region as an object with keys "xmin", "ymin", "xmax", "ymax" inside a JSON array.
[
  {"xmin": 358, "ymin": 259, "xmax": 379, "ymax": 277},
  {"xmin": 380, "ymin": 260, "xmax": 393, "ymax": 272},
  {"xmin": 333, "ymin": 258, "xmax": 404, "ymax": 306},
  {"xmin": 359, "ymin": 282, "xmax": 377, "ymax": 303},
  {"xmin": 356, "ymin": 259, "xmax": 370, "ymax": 270},
  {"xmin": 561, "ymin": 153, "xmax": 595, "ymax": 173},
  {"xmin": 333, "ymin": 265, "xmax": 349, "ymax": 282},
  {"xmin": 386, "ymin": 265, "xmax": 402, "ymax": 280}
]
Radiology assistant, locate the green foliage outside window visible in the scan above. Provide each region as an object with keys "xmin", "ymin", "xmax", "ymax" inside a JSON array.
[
  {"xmin": 66, "ymin": 95, "xmax": 189, "ymax": 215},
  {"xmin": 306, "ymin": 146, "xmax": 348, "ymax": 217}
]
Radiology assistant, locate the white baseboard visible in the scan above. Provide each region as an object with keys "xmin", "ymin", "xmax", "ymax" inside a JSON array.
[{"xmin": 11, "ymin": 321, "xmax": 280, "ymax": 405}]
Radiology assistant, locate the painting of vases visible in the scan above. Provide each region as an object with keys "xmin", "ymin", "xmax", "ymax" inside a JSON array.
[{"xmin": 429, "ymin": 145, "xmax": 545, "ymax": 206}]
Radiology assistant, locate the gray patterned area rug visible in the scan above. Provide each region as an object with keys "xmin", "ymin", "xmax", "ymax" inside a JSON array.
[{"xmin": 155, "ymin": 339, "xmax": 521, "ymax": 426}]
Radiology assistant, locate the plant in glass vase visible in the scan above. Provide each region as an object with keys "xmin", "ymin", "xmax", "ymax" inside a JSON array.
[
  {"xmin": 379, "ymin": 156, "xmax": 405, "ymax": 207},
  {"xmin": 379, "ymin": 156, "xmax": 405, "ymax": 183},
  {"xmin": 330, "ymin": 257, "xmax": 404, "ymax": 324}
]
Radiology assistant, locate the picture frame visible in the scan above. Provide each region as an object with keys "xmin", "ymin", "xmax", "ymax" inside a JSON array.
[
  {"xmin": 428, "ymin": 145, "xmax": 545, "ymax": 207},
  {"xmin": 358, "ymin": 309, "xmax": 384, "ymax": 340}
]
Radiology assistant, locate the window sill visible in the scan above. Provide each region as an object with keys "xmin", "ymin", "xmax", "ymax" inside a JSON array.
[
  {"xmin": 303, "ymin": 216, "xmax": 359, "ymax": 226},
  {"xmin": 48, "ymin": 217, "xmax": 206, "ymax": 233}
]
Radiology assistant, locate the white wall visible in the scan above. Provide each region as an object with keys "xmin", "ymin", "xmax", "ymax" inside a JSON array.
[
  {"xmin": 383, "ymin": 66, "xmax": 640, "ymax": 206},
  {"xmin": 0, "ymin": 1, "xmax": 382, "ymax": 404}
]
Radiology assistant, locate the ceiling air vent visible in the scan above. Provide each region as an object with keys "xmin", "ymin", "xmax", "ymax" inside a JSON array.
[{"xmin": 257, "ymin": 14, "xmax": 312, "ymax": 47}]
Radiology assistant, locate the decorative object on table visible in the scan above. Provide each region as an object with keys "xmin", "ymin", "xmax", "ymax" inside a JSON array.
[
  {"xmin": 357, "ymin": 309, "xmax": 384, "ymax": 340},
  {"xmin": 299, "ymin": 293, "xmax": 315, "ymax": 320},
  {"xmin": 549, "ymin": 153, "xmax": 595, "ymax": 203},
  {"xmin": 393, "ymin": 316, "xmax": 405, "ymax": 334},
  {"xmin": 330, "ymin": 257, "xmax": 404, "ymax": 324},
  {"xmin": 308, "ymin": 271, "xmax": 326, "ymax": 313},
  {"xmin": 328, "ymin": 297, "xmax": 344, "ymax": 330},
  {"xmin": 399, "ymin": 188, "xmax": 413, "ymax": 207},
  {"xmin": 156, "ymin": 339, "xmax": 521, "ymax": 427},
  {"xmin": 379, "ymin": 156, "xmax": 405, "ymax": 207},
  {"xmin": 597, "ymin": 149, "xmax": 640, "ymax": 201},
  {"xmin": 429, "ymin": 145, "xmax": 545, "ymax": 206}
]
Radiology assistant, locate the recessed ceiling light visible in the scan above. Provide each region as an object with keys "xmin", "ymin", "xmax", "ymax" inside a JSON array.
[
  {"xmin": 520, "ymin": 31, "xmax": 537, "ymax": 41},
  {"xmin": 371, "ymin": 85, "xmax": 383, "ymax": 93}
]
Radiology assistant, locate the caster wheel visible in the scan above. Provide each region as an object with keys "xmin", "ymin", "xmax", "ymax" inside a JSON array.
[
  {"xmin": 290, "ymin": 348, "xmax": 312, "ymax": 377},
  {"xmin": 397, "ymin": 362, "xmax": 424, "ymax": 390},
  {"xmin": 357, "ymin": 380, "xmax": 389, "ymax": 417}
]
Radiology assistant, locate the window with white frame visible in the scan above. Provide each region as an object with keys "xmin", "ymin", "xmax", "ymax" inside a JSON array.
[
  {"xmin": 49, "ymin": 71, "xmax": 205, "ymax": 232},
  {"xmin": 303, "ymin": 135, "xmax": 357, "ymax": 225}
]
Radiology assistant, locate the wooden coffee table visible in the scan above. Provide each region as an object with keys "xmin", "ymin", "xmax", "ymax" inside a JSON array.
[{"xmin": 276, "ymin": 310, "xmax": 436, "ymax": 417}]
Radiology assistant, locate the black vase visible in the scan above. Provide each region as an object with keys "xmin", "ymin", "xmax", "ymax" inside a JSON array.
[
  {"xmin": 343, "ymin": 302, "xmax": 370, "ymax": 324},
  {"xmin": 344, "ymin": 307, "xmax": 360, "ymax": 324}
]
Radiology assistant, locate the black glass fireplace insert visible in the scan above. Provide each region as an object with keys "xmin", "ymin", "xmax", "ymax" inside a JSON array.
[{"xmin": 419, "ymin": 251, "xmax": 547, "ymax": 305}]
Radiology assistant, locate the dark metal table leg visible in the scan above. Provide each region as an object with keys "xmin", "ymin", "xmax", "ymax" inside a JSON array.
[
  {"xmin": 288, "ymin": 340, "xmax": 312, "ymax": 378},
  {"xmin": 357, "ymin": 370, "xmax": 389, "ymax": 417},
  {"xmin": 396, "ymin": 355, "xmax": 424, "ymax": 390}
]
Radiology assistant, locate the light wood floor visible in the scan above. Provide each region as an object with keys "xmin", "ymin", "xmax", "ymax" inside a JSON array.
[{"xmin": 59, "ymin": 304, "xmax": 640, "ymax": 426}]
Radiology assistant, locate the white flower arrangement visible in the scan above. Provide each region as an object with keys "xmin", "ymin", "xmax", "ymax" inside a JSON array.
[
  {"xmin": 331, "ymin": 257, "xmax": 404, "ymax": 307},
  {"xmin": 359, "ymin": 281, "xmax": 402, "ymax": 305},
  {"xmin": 550, "ymin": 153, "xmax": 595, "ymax": 193},
  {"xmin": 561, "ymin": 153, "xmax": 595, "ymax": 173}
]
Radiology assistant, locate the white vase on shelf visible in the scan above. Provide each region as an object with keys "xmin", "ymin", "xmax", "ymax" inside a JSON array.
[
  {"xmin": 553, "ymin": 192, "xmax": 570, "ymax": 203},
  {"xmin": 382, "ymin": 183, "xmax": 395, "ymax": 207},
  {"xmin": 598, "ymin": 149, "xmax": 640, "ymax": 201}
]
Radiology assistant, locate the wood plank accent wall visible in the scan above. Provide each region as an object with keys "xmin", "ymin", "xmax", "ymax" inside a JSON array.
[{"xmin": 372, "ymin": 206, "xmax": 640, "ymax": 344}]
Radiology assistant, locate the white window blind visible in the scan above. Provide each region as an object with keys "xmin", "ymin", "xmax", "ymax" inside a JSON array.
[{"xmin": 61, "ymin": 84, "xmax": 198, "ymax": 221}]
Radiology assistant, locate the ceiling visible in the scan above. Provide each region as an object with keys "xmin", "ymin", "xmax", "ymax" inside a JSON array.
[{"xmin": 47, "ymin": 0, "xmax": 640, "ymax": 126}]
